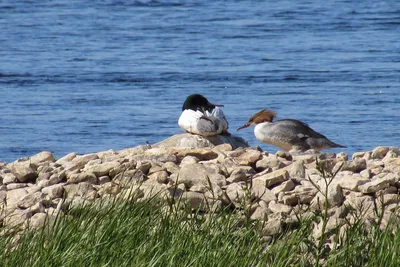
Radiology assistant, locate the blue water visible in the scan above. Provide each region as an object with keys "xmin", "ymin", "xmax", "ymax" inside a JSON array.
[{"xmin": 1, "ymin": 1, "xmax": 400, "ymax": 162}]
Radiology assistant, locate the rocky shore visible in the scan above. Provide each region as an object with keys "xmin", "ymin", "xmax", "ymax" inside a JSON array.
[{"xmin": 1, "ymin": 133, "xmax": 400, "ymax": 243}]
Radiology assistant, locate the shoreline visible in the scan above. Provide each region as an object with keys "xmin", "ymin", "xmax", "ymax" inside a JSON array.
[{"xmin": 1, "ymin": 133, "xmax": 399, "ymax": 243}]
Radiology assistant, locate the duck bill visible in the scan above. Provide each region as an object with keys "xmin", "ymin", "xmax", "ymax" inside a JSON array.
[{"xmin": 237, "ymin": 123, "xmax": 250, "ymax": 131}]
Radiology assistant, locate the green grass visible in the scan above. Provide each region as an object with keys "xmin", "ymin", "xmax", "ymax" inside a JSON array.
[{"xmin": 1, "ymin": 196, "xmax": 400, "ymax": 267}]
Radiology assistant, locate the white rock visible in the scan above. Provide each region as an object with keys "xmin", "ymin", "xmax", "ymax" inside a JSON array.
[
  {"xmin": 253, "ymin": 169, "xmax": 289, "ymax": 188},
  {"xmin": 18, "ymin": 192, "xmax": 44, "ymax": 209},
  {"xmin": 6, "ymin": 188, "xmax": 29, "ymax": 208}
]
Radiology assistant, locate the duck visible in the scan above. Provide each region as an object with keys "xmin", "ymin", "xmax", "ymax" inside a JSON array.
[
  {"xmin": 178, "ymin": 94, "xmax": 229, "ymax": 136},
  {"xmin": 237, "ymin": 109, "xmax": 345, "ymax": 152}
]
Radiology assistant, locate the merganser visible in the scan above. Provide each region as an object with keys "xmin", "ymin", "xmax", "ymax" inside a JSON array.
[
  {"xmin": 178, "ymin": 94, "xmax": 229, "ymax": 136},
  {"xmin": 237, "ymin": 109, "xmax": 345, "ymax": 152}
]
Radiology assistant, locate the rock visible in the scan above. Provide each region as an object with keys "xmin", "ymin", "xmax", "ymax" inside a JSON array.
[
  {"xmin": 262, "ymin": 213, "xmax": 283, "ymax": 236},
  {"xmin": 382, "ymin": 194, "xmax": 400, "ymax": 206},
  {"xmin": 163, "ymin": 162, "xmax": 180, "ymax": 174},
  {"xmin": 333, "ymin": 158, "xmax": 366, "ymax": 173},
  {"xmin": 42, "ymin": 184, "xmax": 64, "ymax": 199},
  {"xmin": 311, "ymin": 183, "xmax": 344, "ymax": 209},
  {"xmin": 6, "ymin": 183, "xmax": 29, "ymax": 190},
  {"xmin": 384, "ymin": 158, "xmax": 400, "ymax": 174},
  {"xmin": 360, "ymin": 169, "xmax": 371, "ymax": 179},
  {"xmin": 352, "ymin": 151, "xmax": 368, "ymax": 160},
  {"xmin": 167, "ymin": 147, "xmax": 219, "ymax": 161},
  {"xmin": 27, "ymin": 213, "xmax": 50, "ymax": 229},
  {"xmin": 269, "ymin": 201, "xmax": 292, "ymax": 214},
  {"xmin": 67, "ymin": 172, "xmax": 98, "ymax": 184},
  {"xmin": 175, "ymin": 163, "xmax": 226, "ymax": 188},
  {"xmin": 286, "ymin": 161, "xmax": 306, "ymax": 180},
  {"xmin": 65, "ymin": 154, "xmax": 99, "ymax": 172},
  {"xmin": 6, "ymin": 188, "xmax": 29, "ymax": 208},
  {"xmin": 253, "ymin": 169, "xmax": 289, "ymax": 188},
  {"xmin": 275, "ymin": 151, "xmax": 292, "ymax": 160},
  {"xmin": 55, "ymin": 152, "xmax": 77, "ymax": 165},
  {"xmin": 359, "ymin": 173, "xmax": 397, "ymax": 194},
  {"xmin": 255, "ymin": 155, "xmax": 286, "ymax": 171},
  {"xmin": 30, "ymin": 151, "xmax": 56, "ymax": 168},
  {"xmin": 336, "ymin": 152, "xmax": 348, "ymax": 161},
  {"xmin": 48, "ymin": 170, "xmax": 66, "ymax": 185},
  {"xmin": 225, "ymin": 183, "xmax": 246, "ymax": 206},
  {"xmin": 3, "ymin": 209, "xmax": 32, "ymax": 228},
  {"xmin": 371, "ymin": 146, "xmax": 390, "ymax": 159},
  {"xmin": 98, "ymin": 176, "xmax": 111, "ymax": 185},
  {"xmin": 133, "ymin": 148, "xmax": 177, "ymax": 163},
  {"xmin": 83, "ymin": 161, "xmax": 121, "ymax": 177},
  {"xmin": 18, "ymin": 191, "xmax": 44, "ymax": 209},
  {"xmin": 271, "ymin": 180, "xmax": 295, "ymax": 195},
  {"xmin": 153, "ymin": 133, "xmax": 249, "ymax": 150},
  {"xmin": 179, "ymin": 191, "xmax": 208, "ymax": 211},
  {"xmin": 148, "ymin": 171, "xmax": 169, "ymax": 184},
  {"xmin": 250, "ymin": 206, "xmax": 269, "ymax": 221},
  {"xmin": 227, "ymin": 148, "xmax": 261, "ymax": 166},
  {"xmin": 180, "ymin": 156, "xmax": 199, "ymax": 165},
  {"xmin": 2, "ymin": 172, "xmax": 17, "ymax": 184},
  {"xmin": 226, "ymin": 168, "xmax": 247, "ymax": 183},
  {"xmin": 10, "ymin": 160, "xmax": 37, "ymax": 182},
  {"xmin": 113, "ymin": 169, "xmax": 146, "ymax": 188},
  {"xmin": 251, "ymin": 184, "xmax": 276, "ymax": 204},
  {"xmin": 63, "ymin": 182, "xmax": 97, "ymax": 200},
  {"xmin": 136, "ymin": 161, "xmax": 152, "ymax": 174},
  {"xmin": 333, "ymin": 172, "xmax": 370, "ymax": 191},
  {"xmin": 99, "ymin": 182, "xmax": 121, "ymax": 196}
]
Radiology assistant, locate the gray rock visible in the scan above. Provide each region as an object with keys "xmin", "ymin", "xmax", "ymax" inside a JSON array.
[
  {"xmin": 255, "ymin": 155, "xmax": 286, "ymax": 171},
  {"xmin": 30, "ymin": 151, "xmax": 56, "ymax": 168},
  {"xmin": 42, "ymin": 184, "xmax": 64, "ymax": 199},
  {"xmin": 10, "ymin": 160, "xmax": 37, "ymax": 182},
  {"xmin": 333, "ymin": 158, "xmax": 366, "ymax": 173},
  {"xmin": 6, "ymin": 188, "xmax": 29, "ymax": 208},
  {"xmin": 225, "ymin": 183, "xmax": 246, "ymax": 206},
  {"xmin": 2, "ymin": 172, "xmax": 17, "ymax": 184},
  {"xmin": 226, "ymin": 168, "xmax": 247, "ymax": 183},
  {"xmin": 311, "ymin": 183, "xmax": 344, "ymax": 209},
  {"xmin": 371, "ymin": 146, "xmax": 391, "ymax": 159},
  {"xmin": 65, "ymin": 154, "xmax": 99, "ymax": 172},
  {"xmin": 167, "ymin": 147, "xmax": 219, "ymax": 161},
  {"xmin": 136, "ymin": 161, "xmax": 152, "ymax": 174},
  {"xmin": 359, "ymin": 173, "xmax": 397, "ymax": 193},
  {"xmin": 175, "ymin": 163, "xmax": 226, "ymax": 188},
  {"xmin": 48, "ymin": 170, "xmax": 66, "ymax": 185},
  {"xmin": 269, "ymin": 201, "xmax": 292, "ymax": 214},
  {"xmin": 286, "ymin": 161, "xmax": 306, "ymax": 180},
  {"xmin": 153, "ymin": 133, "xmax": 249, "ymax": 150},
  {"xmin": 271, "ymin": 180, "xmax": 295, "ymax": 195},
  {"xmin": 56, "ymin": 152, "xmax": 77, "ymax": 165},
  {"xmin": 3, "ymin": 209, "xmax": 32, "ymax": 228},
  {"xmin": 180, "ymin": 156, "xmax": 199, "ymax": 166},
  {"xmin": 253, "ymin": 169, "xmax": 289, "ymax": 188},
  {"xmin": 18, "ymin": 191, "xmax": 44, "ymax": 209},
  {"xmin": 113, "ymin": 169, "xmax": 146, "ymax": 188},
  {"xmin": 148, "ymin": 171, "xmax": 169, "ymax": 184},
  {"xmin": 98, "ymin": 176, "xmax": 111, "ymax": 185},
  {"xmin": 6, "ymin": 183, "xmax": 29, "ymax": 190},
  {"xmin": 251, "ymin": 184, "xmax": 276, "ymax": 204},
  {"xmin": 83, "ymin": 161, "xmax": 121, "ymax": 177},
  {"xmin": 250, "ymin": 206, "xmax": 269, "ymax": 221},
  {"xmin": 67, "ymin": 172, "xmax": 98, "ymax": 184},
  {"xmin": 163, "ymin": 162, "xmax": 180, "ymax": 174},
  {"xmin": 63, "ymin": 182, "xmax": 97, "ymax": 200}
]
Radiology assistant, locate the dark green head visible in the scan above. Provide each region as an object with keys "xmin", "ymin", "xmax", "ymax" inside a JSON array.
[{"xmin": 182, "ymin": 94, "xmax": 223, "ymax": 112}]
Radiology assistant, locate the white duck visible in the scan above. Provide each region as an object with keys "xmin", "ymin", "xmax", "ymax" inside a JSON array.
[
  {"xmin": 178, "ymin": 94, "xmax": 229, "ymax": 136},
  {"xmin": 237, "ymin": 109, "xmax": 345, "ymax": 152}
]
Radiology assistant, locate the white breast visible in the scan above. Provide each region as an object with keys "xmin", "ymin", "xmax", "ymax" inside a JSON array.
[{"xmin": 178, "ymin": 107, "xmax": 228, "ymax": 136}]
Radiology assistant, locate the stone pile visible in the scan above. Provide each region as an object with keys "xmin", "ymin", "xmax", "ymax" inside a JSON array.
[{"xmin": 1, "ymin": 133, "xmax": 399, "ymax": 242}]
